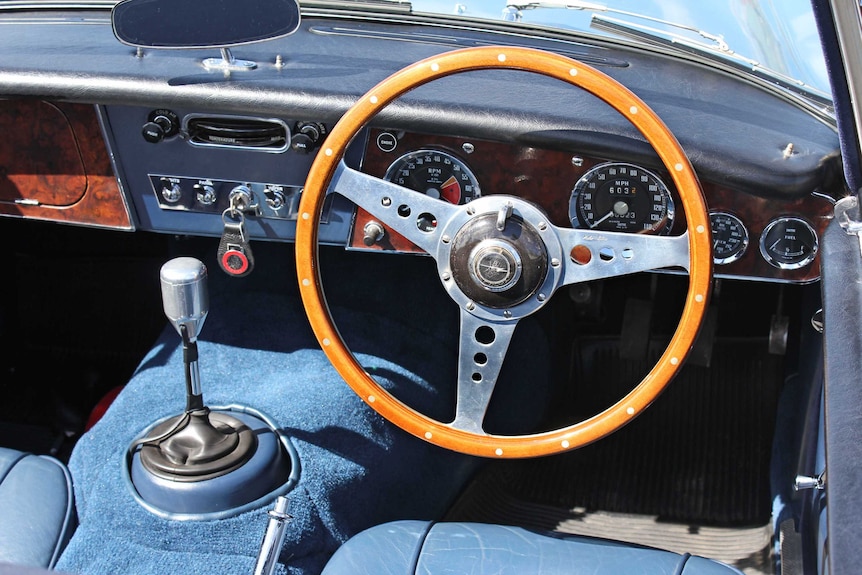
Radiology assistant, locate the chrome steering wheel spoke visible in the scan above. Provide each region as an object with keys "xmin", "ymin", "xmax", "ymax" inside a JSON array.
[
  {"xmin": 450, "ymin": 308, "xmax": 518, "ymax": 434},
  {"xmin": 329, "ymin": 161, "xmax": 460, "ymax": 255},
  {"xmin": 557, "ymin": 228, "xmax": 691, "ymax": 286}
]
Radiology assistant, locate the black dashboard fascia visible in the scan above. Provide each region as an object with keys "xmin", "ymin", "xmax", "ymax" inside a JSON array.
[{"xmin": 101, "ymin": 104, "xmax": 362, "ymax": 243}]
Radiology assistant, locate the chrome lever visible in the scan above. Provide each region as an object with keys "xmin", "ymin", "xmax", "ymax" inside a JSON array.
[{"xmin": 253, "ymin": 496, "xmax": 292, "ymax": 575}]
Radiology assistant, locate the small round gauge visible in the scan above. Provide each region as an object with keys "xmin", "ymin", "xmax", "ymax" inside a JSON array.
[
  {"xmin": 569, "ymin": 162, "xmax": 674, "ymax": 234},
  {"xmin": 710, "ymin": 212, "xmax": 749, "ymax": 265},
  {"xmin": 759, "ymin": 216, "xmax": 818, "ymax": 270},
  {"xmin": 384, "ymin": 149, "xmax": 480, "ymax": 204}
]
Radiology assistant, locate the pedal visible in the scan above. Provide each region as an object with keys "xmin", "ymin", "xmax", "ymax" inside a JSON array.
[
  {"xmin": 687, "ymin": 304, "xmax": 718, "ymax": 367},
  {"xmin": 619, "ymin": 298, "xmax": 652, "ymax": 361}
]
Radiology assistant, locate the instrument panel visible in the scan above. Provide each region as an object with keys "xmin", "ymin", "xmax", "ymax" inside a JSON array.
[{"xmin": 353, "ymin": 129, "xmax": 834, "ymax": 284}]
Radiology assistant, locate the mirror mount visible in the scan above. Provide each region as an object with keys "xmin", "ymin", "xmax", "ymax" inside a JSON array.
[{"xmin": 203, "ymin": 48, "xmax": 258, "ymax": 72}]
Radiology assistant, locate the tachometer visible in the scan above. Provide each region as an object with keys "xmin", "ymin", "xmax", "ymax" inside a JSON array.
[
  {"xmin": 569, "ymin": 162, "xmax": 674, "ymax": 234},
  {"xmin": 384, "ymin": 149, "xmax": 480, "ymax": 204}
]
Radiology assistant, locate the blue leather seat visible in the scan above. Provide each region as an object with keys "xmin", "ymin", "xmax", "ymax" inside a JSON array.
[
  {"xmin": 322, "ymin": 520, "xmax": 744, "ymax": 575},
  {"xmin": 0, "ymin": 448, "xmax": 76, "ymax": 568}
]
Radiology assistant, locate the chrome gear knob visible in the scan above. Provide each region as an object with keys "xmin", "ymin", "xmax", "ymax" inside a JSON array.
[{"xmin": 160, "ymin": 257, "xmax": 209, "ymax": 342}]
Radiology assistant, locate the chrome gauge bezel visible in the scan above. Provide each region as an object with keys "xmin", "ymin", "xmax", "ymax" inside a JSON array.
[
  {"xmin": 569, "ymin": 161, "xmax": 675, "ymax": 235},
  {"xmin": 759, "ymin": 216, "xmax": 819, "ymax": 270},
  {"xmin": 709, "ymin": 211, "xmax": 749, "ymax": 265},
  {"xmin": 383, "ymin": 148, "xmax": 481, "ymax": 205}
]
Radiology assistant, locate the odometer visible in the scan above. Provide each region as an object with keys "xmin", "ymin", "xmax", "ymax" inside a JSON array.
[{"xmin": 569, "ymin": 162, "xmax": 674, "ymax": 234}]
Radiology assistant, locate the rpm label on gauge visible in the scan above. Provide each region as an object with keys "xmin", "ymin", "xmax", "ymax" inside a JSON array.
[
  {"xmin": 569, "ymin": 162, "xmax": 674, "ymax": 234},
  {"xmin": 710, "ymin": 212, "xmax": 749, "ymax": 265},
  {"xmin": 384, "ymin": 149, "xmax": 480, "ymax": 204}
]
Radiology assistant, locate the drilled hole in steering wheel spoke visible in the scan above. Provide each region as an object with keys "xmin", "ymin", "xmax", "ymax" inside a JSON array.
[
  {"xmin": 397, "ymin": 204, "xmax": 411, "ymax": 217},
  {"xmin": 599, "ymin": 247, "xmax": 615, "ymax": 262},
  {"xmin": 417, "ymin": 212, "xmax": 437, "ymax": 232},
  {"xmin": 570, "ymin": 244, "xmax": 592, "ymax": 265},
  {"xmin": 474, "ymin": 325, "xmax": 496, "ymax": 345}
]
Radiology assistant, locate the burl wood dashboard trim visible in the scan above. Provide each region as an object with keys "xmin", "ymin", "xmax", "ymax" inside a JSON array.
[
  {"xmin": 352, "ymin": 130, "xmax": 833, "ymax": 284},
  {"xmin": 0, "ymin": 99, "xmax": 132, "ymax": 230}
]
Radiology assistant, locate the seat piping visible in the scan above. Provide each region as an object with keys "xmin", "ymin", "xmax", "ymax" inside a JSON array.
[{"xmin": 411, "ymin": 521, "xmax": 436, "ymax": 575}]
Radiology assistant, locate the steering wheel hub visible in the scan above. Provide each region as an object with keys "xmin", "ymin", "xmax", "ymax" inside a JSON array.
[{"xmin": 450, "ymin": 213, "xmax": 547, "ymax": 308}]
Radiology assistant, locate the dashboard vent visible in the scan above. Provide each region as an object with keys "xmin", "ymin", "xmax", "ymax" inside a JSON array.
[{"xmin": 184, "ymin": 115, "xmax": 289, "ymax": 152}]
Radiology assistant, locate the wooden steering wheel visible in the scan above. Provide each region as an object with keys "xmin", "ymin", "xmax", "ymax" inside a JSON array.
[{"xmin": 296, "ymin": 46, "xmax": 712, "ymax": 458}]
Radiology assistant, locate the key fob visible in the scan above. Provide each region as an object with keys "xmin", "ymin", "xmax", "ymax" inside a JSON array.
[{"xmin": 218, "ymin": 213, "xmax": 254, "ymax": 277}]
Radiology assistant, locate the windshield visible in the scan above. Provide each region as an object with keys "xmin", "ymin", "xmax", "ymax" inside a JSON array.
[{"xmin": 407, "ymin": 0, "xmax": 831, "ymax": 99}]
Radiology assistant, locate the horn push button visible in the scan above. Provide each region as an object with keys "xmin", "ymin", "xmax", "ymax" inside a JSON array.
[{"xmin": 450, "ymin": 213, "xmax": 548, "ymax": 308}]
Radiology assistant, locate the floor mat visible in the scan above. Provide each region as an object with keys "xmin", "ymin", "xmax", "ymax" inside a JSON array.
[
  {"xmin": 447, "ymin": 337, "xmax": 783, "ymax": 574},
  {"xmin": 447, "ymin": 475, "xmax": 773, "ymax": 574}
]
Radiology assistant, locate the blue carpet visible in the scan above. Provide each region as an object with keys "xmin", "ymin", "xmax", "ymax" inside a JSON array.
[{"xmin": 56, "ymin": 252, "xmax": 550, "ymax": 575}]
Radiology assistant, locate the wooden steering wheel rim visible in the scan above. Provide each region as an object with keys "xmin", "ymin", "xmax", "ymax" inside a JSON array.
[{"xmin": 296, "ymin": 46, "xmax": 712, "ymax": 458}]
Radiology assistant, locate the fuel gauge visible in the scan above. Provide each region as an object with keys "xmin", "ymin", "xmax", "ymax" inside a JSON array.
[{"xmin": 759, "ymin": 216, "xmax": 818, "ymax": 270}]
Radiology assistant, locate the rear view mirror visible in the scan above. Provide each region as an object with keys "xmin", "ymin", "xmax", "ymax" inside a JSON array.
[{"xmin": 111, "ymin": 0, "xmax": 301, "ymax": 49}]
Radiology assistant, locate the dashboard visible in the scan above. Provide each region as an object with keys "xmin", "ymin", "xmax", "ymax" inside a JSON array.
[
  {"xmin": 0, "ymin": 12, "xmax": 843, "ymax": 285},
  {"xmin": 95, "ymin": 102, "xmax": 834, "ymax": 284}
]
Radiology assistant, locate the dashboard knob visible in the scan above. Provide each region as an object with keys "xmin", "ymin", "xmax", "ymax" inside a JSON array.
[
  {"xmin": 142, "ymin": 121, "xmax": 168, "ymax": 143},
  {"xmin": 291, "ymin": 122, "xmax": 327, "ymax": 153},
  {"xmin": 142, "ymin": 109, "xmax": 179, "ymax": 143},
  {"xmin": 160, "ymin": 178, "xmax": 182, "ymax": 203},
  {"xmin": 363, "ymin": 221, "xmax": 385, "ymax": 246},
  {"xmin": 194, "ymin": 183, "xmax": 217, "ymax": 206}
]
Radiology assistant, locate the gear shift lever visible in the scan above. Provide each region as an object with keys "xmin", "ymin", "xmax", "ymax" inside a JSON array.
[
  {"xmin": 128, "ymin": 257, "xmax": 293, "ymax": 516},
  {"xmin": 135, "ymin": 257, "xmax": 255, "ymax": 481},
  {"xmin": 160, "ymin": 257, "xmax": 209, "ymax": 411}
]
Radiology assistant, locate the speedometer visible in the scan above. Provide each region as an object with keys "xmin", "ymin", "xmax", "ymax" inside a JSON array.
[
  {"xmin": 384, "ymin": 149, "xmax": 480, "ymax": 204},
  {"xmin": 569, "ymin": 162, "xmax": 674, "ymax": 234}
]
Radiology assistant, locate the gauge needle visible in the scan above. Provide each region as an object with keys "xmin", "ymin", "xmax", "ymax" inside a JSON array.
[{"xmin": 590, "ymin": 210, "xmax": 614, "ymax": 229}]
